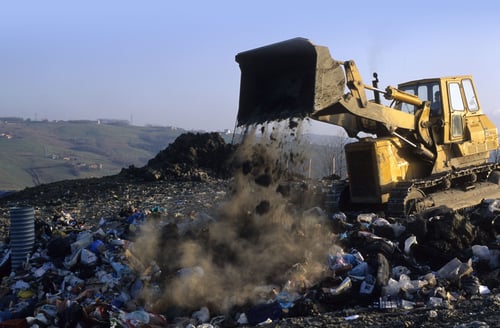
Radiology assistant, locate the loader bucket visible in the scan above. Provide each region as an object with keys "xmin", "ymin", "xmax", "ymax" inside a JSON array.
[{"xmin": 235, "ymin": 37, "xmax": 346, "ymax": 126}]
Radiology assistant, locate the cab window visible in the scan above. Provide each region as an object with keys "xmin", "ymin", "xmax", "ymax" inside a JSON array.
[
  {"xmin": 449, "ymin": 83, "xmax": 464, "ymax": 111},
  {"xmin": 396, "ymin": 87, "xmax": 416, "ymax": 114},
  {"xmin": 397, "ymin": 82, "xmax": 439, "ymax": 114},
  {"xmin": 451, "ymin": 115, "xmax": 464, "ymax": 138},
  {"xmin": 463, "ymin": 79, "xmax": 478, "ymax": 111},
  {"xmin": 418, "ymin": 85, "xmax": 429, "ymax": 101}
]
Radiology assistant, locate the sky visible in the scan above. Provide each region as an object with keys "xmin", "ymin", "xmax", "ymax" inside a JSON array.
[{"xmin": 1, "ymin": 1, "xmax": 500, "ymax": 135}]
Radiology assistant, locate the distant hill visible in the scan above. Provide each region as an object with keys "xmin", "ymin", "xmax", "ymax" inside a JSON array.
[
  {"xmin": 0, "ymin": 118, "xmax": 351, "ymax": 191},
  {"xmin": 0, "ymin": 120, "xmax": 194, "ymax": 190}
]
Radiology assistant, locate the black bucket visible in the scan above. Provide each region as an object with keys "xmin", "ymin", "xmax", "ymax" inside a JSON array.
[{"xmin": 235, "ymin": 37, "xmax": 346, "ymax": 126}]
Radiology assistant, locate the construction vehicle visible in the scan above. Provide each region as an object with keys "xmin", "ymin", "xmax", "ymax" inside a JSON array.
[{"xmin": 235, "ymin": 37, "xmax": 500, "ymax": 217}]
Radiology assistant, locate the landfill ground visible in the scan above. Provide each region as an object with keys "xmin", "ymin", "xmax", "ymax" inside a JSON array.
[{"xmin": 0, "ymin": 131, "xmax": 499, "ymax": 328}]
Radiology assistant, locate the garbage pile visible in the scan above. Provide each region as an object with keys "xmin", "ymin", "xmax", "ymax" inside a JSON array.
[
  {"xmin": 0, "ymin": 128, "xmax": 499, "ymax": 327},
  {"xmin": 1, "ymin": 195, "xmax": 500, "ymax": 327}
]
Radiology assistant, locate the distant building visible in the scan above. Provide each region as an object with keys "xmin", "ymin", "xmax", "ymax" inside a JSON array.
[
  {"xmin": 0, "ymin": 117, "xmax": 24, "ymax": 123},
  {"xmin": 68, "ymin": 119, "xmax": 99, "ymax": 124},
  {"xmin": 88, "ymin": 163, "xmax": 103, "ymax": 170},
  {"xmin": 97, "ymin": 119, "xmax": 130, "ymax": 126}
]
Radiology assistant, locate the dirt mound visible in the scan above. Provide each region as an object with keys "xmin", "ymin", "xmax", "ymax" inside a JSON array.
[{"xmin": 120, "ymin": 132, "xmax": 237, "ymax": 181}]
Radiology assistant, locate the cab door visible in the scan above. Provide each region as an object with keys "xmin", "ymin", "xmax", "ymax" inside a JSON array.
[
  {"xmin": 447, "ymin": 77, "xmax": 482, "ymax": 143},
  {"xmin": 448, "ymin": 81, "xmax": 466, "ymax": 142}
]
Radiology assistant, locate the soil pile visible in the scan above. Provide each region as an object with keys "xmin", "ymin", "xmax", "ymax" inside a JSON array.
[{"xmin": 120, "ymin": 132, "xmax": 237, "ymax": 182}]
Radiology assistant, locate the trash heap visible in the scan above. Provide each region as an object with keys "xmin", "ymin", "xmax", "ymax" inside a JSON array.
[
  {"xmin": 0, "ymin": 129, "xmax": 499, "ymax": 327},
  {"xmin": 1, "ymin": 196, "xmax": 500, "ymax": 327}
]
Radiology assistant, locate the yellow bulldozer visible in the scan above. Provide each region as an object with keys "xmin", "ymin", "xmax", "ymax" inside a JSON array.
[{"xmin": 235, "ymin": 37, "xmax": 500, "ymax": 217}]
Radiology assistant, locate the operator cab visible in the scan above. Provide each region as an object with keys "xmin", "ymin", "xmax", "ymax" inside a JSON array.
[{"xmin": 396, "ymin": 76, "xmax": 488, "ymax": 145}]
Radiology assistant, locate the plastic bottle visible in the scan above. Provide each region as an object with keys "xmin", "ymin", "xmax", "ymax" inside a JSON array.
[
  {"xmin": 130, "ymin": 279, "xmax": 143, "ymax": 299},
  {"xmin": 192, "ymin": 306, "xmax": 210, "ymax": 323},
  {"xmin": 123, "ymin": 310, "xmax": 150, "ymax": 324},
  {"xmin": 404, "ymin": 235, "xmax": 417, "ymax": 255},
  {"xmin": 70, "ymin": 231, "xmax": 94, "ymax": 252},
  {"xmin": 111, "ymin": 261, "xmax": 131, "ymax": 277},
  {"xmin": 276, "ymin": 291, "xmax": 295, "ymax": 309},
  {"xmin": 471, "ymin": 245, "xmax": 490, "ymax": 261},
  {"xmin": 276, "ymin": 280, "xmax": 299, "ymax": 309}
]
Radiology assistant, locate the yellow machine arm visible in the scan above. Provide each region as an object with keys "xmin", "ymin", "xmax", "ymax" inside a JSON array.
[{"xmin": 236, "ymin": 37, "xmax": 434, "ymax": 158}]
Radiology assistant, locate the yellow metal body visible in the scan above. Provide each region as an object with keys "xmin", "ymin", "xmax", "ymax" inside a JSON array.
[
  {"xmin": 235, "ymin": 38, "xmax": 499, "ymax": 207},
  {"xmin": 345, "ymin": 137, "xmax": 430, "ymax": 204}
]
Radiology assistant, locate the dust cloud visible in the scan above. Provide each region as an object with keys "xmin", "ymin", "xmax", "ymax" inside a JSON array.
[{"xmin": 133, "ymin": 120, "xmax": 336, "ymax": 314}]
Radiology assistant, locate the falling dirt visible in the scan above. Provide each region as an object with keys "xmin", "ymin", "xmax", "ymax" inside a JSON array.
[{"xmin": 129, "ymin": 120, "xmax": 332, "ymax": 315}]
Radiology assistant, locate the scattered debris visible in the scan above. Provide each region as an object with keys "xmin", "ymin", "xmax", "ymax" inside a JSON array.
[{"xmin": 0, "ymin": 131, "xmax": 499, "ymax": 327}]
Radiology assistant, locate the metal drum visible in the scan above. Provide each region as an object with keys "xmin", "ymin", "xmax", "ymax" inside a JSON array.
[{"xmin": 9, "ymin": 207, "xmax": 35, "ymax": 271}]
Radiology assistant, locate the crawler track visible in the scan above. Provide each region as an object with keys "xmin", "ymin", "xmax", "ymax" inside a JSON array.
[
  {"xmin": 325, "ymin": 163, "xmax": 500, "ymax": 218},
  {"xmin": 387, "ymin": 163, "xmax": 500, "ymax": 217}
]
